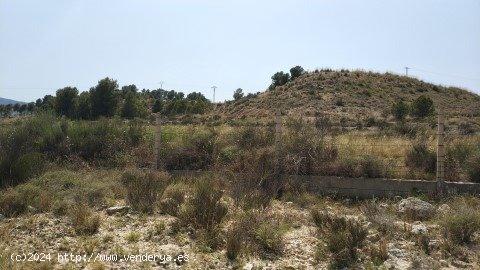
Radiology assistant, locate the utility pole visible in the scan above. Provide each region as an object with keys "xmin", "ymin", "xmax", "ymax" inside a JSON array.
[
  {"xmin": 405, "ymin": 67, "xmax": 410, "ymax": 76},
  {"xmin": 211, "ymin": 86, "xmax": 217, "ymax": 103},
  {"xmin": 158, "ymin": 81, "xmax": 164, "ymax": 89}
]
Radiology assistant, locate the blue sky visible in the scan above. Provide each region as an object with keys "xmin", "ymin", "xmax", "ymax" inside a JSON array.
[{"xmin": 1, "ymin": 0, "xmax": 479, "ymax": 102}]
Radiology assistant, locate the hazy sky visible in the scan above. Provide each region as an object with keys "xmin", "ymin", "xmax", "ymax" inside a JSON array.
[{"xmin": 1, "ymin": 0, "xmax": 479, "ymax": 102}]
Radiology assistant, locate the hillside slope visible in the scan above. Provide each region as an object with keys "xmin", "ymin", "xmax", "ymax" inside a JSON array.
[{"xmin": 215, "ymin": 70, "xmax": 480, "ymax": 126}]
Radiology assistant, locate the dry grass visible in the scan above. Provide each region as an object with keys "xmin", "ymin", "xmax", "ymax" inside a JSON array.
[{"xmin": 214, "ymin": 70, "xmax": 480, "ymax": 127}]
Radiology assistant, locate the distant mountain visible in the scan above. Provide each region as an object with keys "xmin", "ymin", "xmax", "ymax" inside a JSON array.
[{"xmin": 0, "ymin": 97, "xmax": 25, "ymax": 105}]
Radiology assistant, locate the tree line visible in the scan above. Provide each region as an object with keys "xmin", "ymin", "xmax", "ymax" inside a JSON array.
[{"xmin": 0, "ymin": 78, "xmax": 212, "ymax": 119}]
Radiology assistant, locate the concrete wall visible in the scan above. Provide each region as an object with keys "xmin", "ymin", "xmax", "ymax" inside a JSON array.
[
  {"xmin": 286, "ymin": 175, "xmax": 480, "ymax": 198},
  {"xmin": 169, "ymin": 170, "xmax": 480, "ymax": 198}
]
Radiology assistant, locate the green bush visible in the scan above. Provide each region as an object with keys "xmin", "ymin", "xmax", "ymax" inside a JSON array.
[
  {"xmin": 0, "ymin": 113, "xmax": 61, "ymax": 186},
  {"xmin": 359, "ymin": 156, "xmax": 388, "ymax": 178},
  {"xmin": 68, "ymin": 119, "xmax": 124, "ymax": 161},
  {"xmin": 411, "ymin": 95, "xmax": 435, "ymax": 118},
  {"xmin": 179, "ymin": 178, "xmax": 227, "ymax": 238},
  {"xmin": 226, "ymin": 148, "xmax": 277, "ymax": 209},
  {"xmin": 284, "ymin": 117, "xmax": 330, "ymax": 175},
  {"xmin": 70, "ymin": 205, "xmax": 101, "ymax": 235},
  {"xmin": 253, "ymin": 220, "xmax": 284, "ymax": 256},
  {"xmin": 226, "ymin": 227, "xmax": 243, "ymax": 260},
  {"xmin": 440, "ymin": 200, "xmax": 480, "ymax": 244},
  {"xmin": 227, "ymin": 210, "xmax": 287, "ymax": 259},
  {"xmin": 391, "ymin": 100, "xmax": 409, "ymax": 121},
  {"xmin": 10, "ymin": 152, "xmax": 45, "ymax": 183},
  {"xmin": 15, "ymin": 183, "xmax": 52, "ymax": 212},
  {"xmin": 466, "ymin": 154, "xmax": 480, "ymax": 183},
  {"xmin": 125, "ymin": 121, "xmax": 144, "ymax": 146},
  {"xmin": 311, "ymin": 208, "xmax": 367, "ymax": 269},
  {"xmin": 406, "ymin": 141, "xmax": 436, "ymax": 174},
  {"xmin": 0, "ymin": 188, "xmax": 27, "ymax": 217},
  {"xmin": 121, "ymin": 169, "xmax": 169, "ymax": 214},
  {"xmin": 163, "ymin": 128, "xmax": 216, "ymax": 170},
  {"xmin": 158, "ymin": 182, "xmax": 188, "ymax": 216}
]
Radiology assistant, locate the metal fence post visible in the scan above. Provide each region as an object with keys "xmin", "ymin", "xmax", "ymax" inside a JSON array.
[
  {"xmin": 436, "ymin": 110, "xmax": 445, "ymax": 192},
  {"xmin": 155, "ymin": 112, "xmax": 162, "ymax": 170}
]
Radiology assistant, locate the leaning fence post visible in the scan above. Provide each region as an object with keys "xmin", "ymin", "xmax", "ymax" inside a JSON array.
[
  {"xmin": 436, "ymin": 110, "xmax": 445, "ymax": 192},
  {"xmin": 155, "ymin": 112, "xmax": 162, "ymax": 170},
  {"xmin": 274, "ymin": 110, "xmax": 282, "ymax": 176}
]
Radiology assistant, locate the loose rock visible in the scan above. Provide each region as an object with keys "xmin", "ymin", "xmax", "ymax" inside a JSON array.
[
  {"xmin": 106, "ymin": 206, "xmax": 130, "ymax": 215},
  {"xmin": 397, "ymin": 197, "xmax": 435, "ymax": 220},
  {"xmin": 411, "ymin": 222, "xmax": 428, "ymax": 235}
]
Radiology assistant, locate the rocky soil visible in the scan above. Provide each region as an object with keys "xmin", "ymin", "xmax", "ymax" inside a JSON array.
[{"xmin": 2, "ymin": 195, "xmax": 480, "ymax": 270}]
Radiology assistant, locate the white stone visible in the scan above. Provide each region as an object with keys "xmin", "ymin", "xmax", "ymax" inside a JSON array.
[
  {"xmin": 397, "ymin": 197, "xmax": 435, "ymax": 220},
  {"xmin": 411, "ymin": 222, "xmax": 428, "ymax": 235},
  {"xmin": 106, "ymin": 206, "xmax": 130, "ymax": 215}
]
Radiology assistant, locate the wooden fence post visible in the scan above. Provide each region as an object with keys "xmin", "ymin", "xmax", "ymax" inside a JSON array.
[
  {"xmin": 155, "ymin": 112, "xmax": 162, "ymax": 170},
  {"xmin": 274, "ymin": 110, "xmax": 282, "ymax": 176},
  {"xmin": 436, "ymin": 110, "xmax": 445, "ymax": 192}
]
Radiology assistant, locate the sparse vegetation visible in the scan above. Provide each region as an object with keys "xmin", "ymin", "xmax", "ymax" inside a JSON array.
[
  {"xmin": 440, "ymin": 199, "xmax": 480, "ymax": 245},
  {"xmin": 70, "ymin": 205, "xmax": 101, "ymax": 235},
  {"xmin": 311, "ymin": 208, "xmax": 368, "ymax": 269},
  {"xmin": 121, "ymin": 169, "xmax": 169, "ymax": 214},
  {"xmin": 179, "ymin": 177, "xmax": 227, "ymax": 248},
  {"xmin": 1, "ymin": 68, "xmax": 480, "ymax": 269}
]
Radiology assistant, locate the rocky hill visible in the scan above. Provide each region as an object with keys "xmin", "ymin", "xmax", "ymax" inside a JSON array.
[{"xmin": 215, "ymin": 70, "xmax": 480, "ymax": 127}]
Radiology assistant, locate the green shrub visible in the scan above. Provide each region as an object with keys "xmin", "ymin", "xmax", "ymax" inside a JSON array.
[
  {"xmin": 15, "ymin": 183, "xmax": 52, "ymax": 212},
  {"xmin": 391, "ymin": 100, "xmax": 409, "ymax": 121},
  {"xmin": 411, "ymin": 95, "xmax": 435, "ymax": 118},
  {"xmin": 466, "ymin": 154, "xmax": 480, "ymax": 183},
  {"xmin": 359, "ymin": 156, "xmax": 388, "ymax": 178},
  {"xmin": 121, "ymin": 169, "xmax": 169, "ymax": 214},
  {"xmin": 125, "ymin": 121, "xmax": 144, "ymax": 146},
  {"xmin": 235, "ymin": 126, "xmax": 273, "ymax": 149},
  {"xmin": 0, "ymin": 188, "xmax": 27, "ymax": 217},
  {"xmin": 362, "ymin": 201, "xmax": 395, "ymax": 235},
  {"xmin": 253, "ymin": 220, "xmax": 284, "ymax": 256},
  {"xmin": 226, "ymin": 148, "xmax": 277, "ymax": 209},
  {"xmin": 440, "ymin": 201, "xmax": 480, "ymax": 244},
  {"xmin": 52, "ymin": 200, "xmax": 70, "ymax": 217},
  {"xmin": 70, "ymin": 205, "xmax": 101, "ymax": 235},
  {"xmin": 180, "ymin": 178, "xmax": 227, "ymax": 234},
  {"xmin": 283, "ymin": 117, "xmax": 337, "ymax": 175},
  {"xmin": 226, "ymin": 227, "xmax": 242, "ymax": 261},
  {"xmin": 68, "ymin": 119, "xmax": 124, "ymax": 161},
  {"xmin": 0, "ymin": 113, "xmax": 61, "ymax": 186},
  {"xmin": 406, "ymin": 141, "xmax": 436, "ymax": 174},
  {"xmin": 158, "ymin": 182, "xmax": 188, "ymax": 216},
  {"xmin": 369, "ymin": 240, "xmax": 389, "ymax": 266},
  {"xmin": 311, "ymin": 208, "xmax": 367, "ymax": 269},
  {"xmin": 163, "ymin": 128, "xmax": 216, "ymax": 170},
  {"xmin": 125, "ymin": 231, "xmax": 141, "ymax": 243},
  {"xmin": 227, "ymin": 210, "xmax": 287, "ymax": 259},
  {"xmin": 10, "ymin": 153, "xmax": 45, "ymax": 184}
]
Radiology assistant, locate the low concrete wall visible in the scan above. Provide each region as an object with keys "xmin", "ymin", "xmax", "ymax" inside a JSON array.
[
  {"xmin": 286, "ymin": 175, "xmax": 480, "ymax": 198},
  {"xmin": 169, "ymin": 170, "xmax": 480, "ymax": 198}
]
